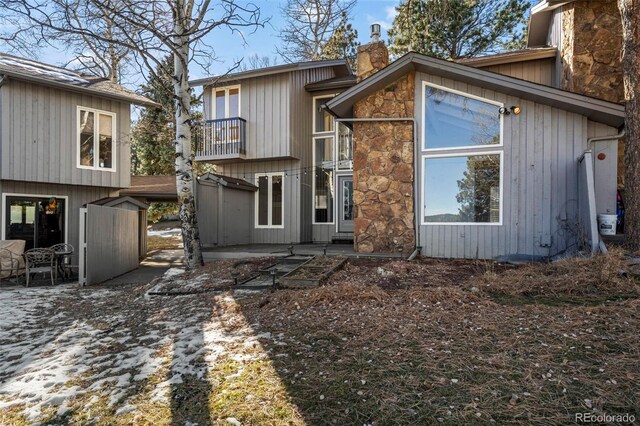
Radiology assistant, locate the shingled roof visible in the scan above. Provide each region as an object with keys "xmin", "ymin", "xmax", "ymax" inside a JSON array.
[{"xmin": 0, "ymin": 53, "xmax": 159, "ymax": 108}]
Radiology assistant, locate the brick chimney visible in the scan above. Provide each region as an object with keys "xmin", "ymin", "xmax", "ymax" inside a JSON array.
[{"xmin": 356, "ymin": 24, "xmax": 389, "ymax": 82}]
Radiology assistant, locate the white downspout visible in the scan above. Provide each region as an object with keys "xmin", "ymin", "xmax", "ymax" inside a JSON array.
[{"xmin": 585, "ymin": 129, "xmax": 625, "ymax": 254}]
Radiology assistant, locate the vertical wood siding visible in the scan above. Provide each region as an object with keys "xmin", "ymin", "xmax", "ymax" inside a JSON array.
[
  {"xmin": 480, "ymin": 58, "xmax": 556, "ymax": 86},
  {"xmin": 200, "ymin": 66, "xmax": 340, "ymax": 245},
  {"xmin": 86, "ymin": 204, "xmax": 139, "ymax": 285},
  {"xmin": 1, "ymin": 80, "xmax": 131, "ymax": 188},
  {"xmin": 219, "ymin": 160, "xmax": 302, "ymax": 244},
  {"xmin": 196, "ymin": 182, "xmax": 254, "ymax": 246},
  {"xmin": 415, "ymin": 72, "xmax": 619, "ymax": 259},
  {"xmin": 0, "ymin": 180, "xmax": 118, "ymax": 254}
]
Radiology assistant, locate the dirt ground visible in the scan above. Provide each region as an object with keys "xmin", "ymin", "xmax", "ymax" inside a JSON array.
[{"xmin": 1, "ymin": 253, "xmax": 638, "ymax": 425}]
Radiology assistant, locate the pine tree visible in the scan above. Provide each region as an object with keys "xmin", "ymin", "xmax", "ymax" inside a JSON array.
[
  {"xmin": 388, "ymin": 0, "xmax": 530, "ymax": 60},
  {"xmin": 131, "ymin": 56, "xmax": 176, "ymax": 176},
  {"xmin": 319, "ymin": 12, "xmax": 359, "ymax": 70}
]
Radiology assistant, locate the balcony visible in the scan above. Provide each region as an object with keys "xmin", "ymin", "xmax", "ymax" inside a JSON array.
[{"xmin": 194, "ymin": 117, "xmax": 246, "ymax": 161}]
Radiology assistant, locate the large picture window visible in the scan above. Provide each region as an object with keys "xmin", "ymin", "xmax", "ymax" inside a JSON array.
[
  {"xmin": 78, "ymin": 107, "xmax": 116, "ymax": 171},
  {"xmin": 424, "ymin": 84, "xmax": 502, "ymax": 150},
  {"xmin": 422, "ymin": 82, "xmax": 503, "ymax": 225},
  {"xmin": 255, "ymin": 173, "xmax": 283, "ymax": 228},
  {"xmin": 423, "ymin": 154, "xmax": 501, "ymax": 224}
]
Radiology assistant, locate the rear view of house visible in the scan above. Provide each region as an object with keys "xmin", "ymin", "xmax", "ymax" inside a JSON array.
[
  {"xmin": 190, "ymin": 0, "xmax": 627, "ymax": 260},
  {"xmin": 0, "ymin": 53, "xmax": 156, "ymax": 283},
  {"xmin": 190, "ymin": 60, "xmax": 357, "ymax": 246}
]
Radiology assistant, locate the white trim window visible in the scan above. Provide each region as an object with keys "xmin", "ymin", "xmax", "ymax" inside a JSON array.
[
  {"xmin": 421, "ymin": 82, "xmax": 504, "ymax": 225},
  {"xmin": 212, "ymin": 85, "xmax": 241, "ymax": 119},
  {"xmin": 313, "ymin": 135, "xmax": 334, "ymax": 224},
  {"xmin": 255, "ymin": 172, "xmax": 284, "ymax": 228},
  {"xmin": 77, "ymin": 107, "xmax": 116, "ymax": 171}
]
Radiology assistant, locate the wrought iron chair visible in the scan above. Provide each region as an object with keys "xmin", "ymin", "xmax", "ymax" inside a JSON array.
[
  {"xmin": 0, "ymin": 248, "xmax": 20, "ymax": 285},
  {"xmin": 24, "ymin": 248, "xmax": 56, "ymax": 287},
  {"xmin": 50, "ymin": 243, "xmax": 75, "ymax": 281}
]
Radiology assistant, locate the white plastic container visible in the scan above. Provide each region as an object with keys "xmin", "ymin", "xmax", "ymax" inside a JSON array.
[{"xmin": 597, "ymin": 214, "xmax": 617, "ymax": 236}]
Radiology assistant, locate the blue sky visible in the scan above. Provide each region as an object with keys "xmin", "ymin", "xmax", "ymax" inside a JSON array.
[{"xmin": 32, "ymin": 0, "xmax": 401, "ymax": 87}]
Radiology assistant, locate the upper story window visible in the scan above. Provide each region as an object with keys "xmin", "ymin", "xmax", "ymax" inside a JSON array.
[
  {"xmin": 78, "ymin": 107, "xmax": 116, "ymax": 171},
  {"xmin": 424, "ymin": 83, "xmax": 502, "ymax": 150},
  {"xmin": 314, "ymin": 96, "xmax": 334, "ymax": 133},
  {"xmin": 422, "ymin": 82, "xmax": 503, "ymax": 225},
  {"xmin": 213, "ymin": 85, "xmax": 240, "ymax": 119}
]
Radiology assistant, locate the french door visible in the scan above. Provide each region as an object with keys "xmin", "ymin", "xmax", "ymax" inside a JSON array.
[
  {"xmin": 5, "ymin": 196, "xmax": 66, "ymax": 250},
  {"xmin": 337, "ymin": 176, "xmax": 354, "ymax": 233}
]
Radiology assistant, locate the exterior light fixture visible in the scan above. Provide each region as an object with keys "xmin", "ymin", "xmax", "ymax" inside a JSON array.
[
  {"xmin": 511, "ymin": 106, "xmax": 522, "ymax": 115},
  {"xmin": 498, "ymin": 106, "xmax": 510, "ymax": 115}
]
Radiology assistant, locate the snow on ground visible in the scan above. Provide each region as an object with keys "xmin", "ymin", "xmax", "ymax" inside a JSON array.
[
  {"xmin": 147, "ymin": 228, "xmax": 182, "ymax": 238},
  {"xmin": 0, "ymin": 280, "xmax": 268, "ymax": 424}
]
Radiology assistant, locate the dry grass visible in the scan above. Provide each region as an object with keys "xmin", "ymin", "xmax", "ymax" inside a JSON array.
[
  {"xmin": 231, "ymin": 252, "xmax": 640, "ymax": 424},
  {"xmin": 3, "ymin": 252, "xmax": 639, "ymax": 425},
  {"xmin": 480, "ymin": 248, "xmax": 640, "ymax": 303}
]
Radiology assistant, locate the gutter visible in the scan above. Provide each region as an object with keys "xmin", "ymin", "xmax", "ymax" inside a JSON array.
[{"xmin": 333, "ymin": 116, "xmax": 421, "ymax": 257}]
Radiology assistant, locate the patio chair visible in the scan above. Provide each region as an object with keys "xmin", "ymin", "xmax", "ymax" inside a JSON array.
[
  {"xmin": 0, "ymin": 248, "xmax": 20, "ymax": 285},
  {"xmin": 50, "ymin": 243, "xmax": 74, "ymax": 281},
  {"xmin": 24, "ymin": 248, "xmax": 56, "ymax": 287}
]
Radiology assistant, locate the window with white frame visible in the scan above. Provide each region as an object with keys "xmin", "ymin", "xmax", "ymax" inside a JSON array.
[
  {"xmin": 213, "ymin": 85, "xmax": 240, "ymax": 119},
  {"xmin": 422, "ymin": 82, "xmax": 503, "ymax": 224},
  {"xmin": 314, "ymin": 136, "xmax": 334, "ymax": 223},
  {"xmin": 312, "ymin": 95, "xmax": 339, "ymax": 224},
  {"xmin": 255, "ymin": 173, "xmax": 284, "ymax": 228},
  {"xmin": 337, "ymin": 122, "xmax": 353, "ymax": 170},
  {"xmin": 78, "ymin": 107, "xmax": 116, "ymax": 171}
]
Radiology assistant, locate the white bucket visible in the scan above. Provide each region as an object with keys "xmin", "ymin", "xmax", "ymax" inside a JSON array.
[{"xmin": 597, "ymin": 214, "xmax": 617, "ymax": 236}]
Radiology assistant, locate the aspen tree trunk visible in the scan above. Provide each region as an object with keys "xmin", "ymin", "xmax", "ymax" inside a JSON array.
[
  {"xmin": 173, "ymin": 2, "xmax": 204, "ymax": 269},
  {"xmin": 618, "ymin": 0, "xmax": 640, "ymax": 250}
]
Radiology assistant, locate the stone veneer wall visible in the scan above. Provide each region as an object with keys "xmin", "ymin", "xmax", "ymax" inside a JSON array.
[
  {"xmin": 352, "ymin": 72, "xmax": 416, "ymax": 254},
  {"xmin": 356, "ymin": 41, "xmax": 390, "ymax": 82},
  {"xmin": 561, "ymin": 1, "xmax": 624, "ymax": 103}
]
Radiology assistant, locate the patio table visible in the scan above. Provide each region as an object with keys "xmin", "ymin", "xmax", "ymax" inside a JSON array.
[{"xmin": 54, "ymin": 249, "xmax": 73, "ymax": 281}]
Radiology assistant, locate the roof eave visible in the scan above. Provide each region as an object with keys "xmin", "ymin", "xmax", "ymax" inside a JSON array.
[
  {"xmin": 326, "ymin": 52, "xmax": 625, "ymax": 128},
  {"xmin": 189, "ymin": 59, "xmax": 352, "ymax": 87},
  {"xmin": 0, "ymin": 70, "xmax": 159, "ymax": 108},
  {"xmin": 458, "ymin": 48, "xmax": 557, "ymax": 67}
]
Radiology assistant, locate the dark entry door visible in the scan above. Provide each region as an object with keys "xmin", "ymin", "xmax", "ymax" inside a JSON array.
[
  {"xmin": 6, "ymin": 196, "xmax": 66, "ymax": 250},
  {"xmin": 337, "ymin": 176, "xmax": 354, "ymax": 233}
]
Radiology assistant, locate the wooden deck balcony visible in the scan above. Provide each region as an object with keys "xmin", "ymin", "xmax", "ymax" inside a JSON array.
[{"xmin": 194, "ymin": 117, "xmax": 247, "ymax": 161}]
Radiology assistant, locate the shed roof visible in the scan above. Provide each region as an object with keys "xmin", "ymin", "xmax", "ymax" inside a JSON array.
[
  {"xmin": 0, "ymin": 53, "xmax": 159, "ymax": 108},
  {"xmin": 189, "ymin": 59, "xmax": 352, "ymax": 87},
  {"xmin": 325, "ymin": 52, "xmax": 625, "ymax": 128},
  {"xmin": 86, "ymin": 196, "xmax": 149, "ymax": 210},
  {"xmin": 198, "ymin": 173, "xmax": 257, "ymax": 191}
]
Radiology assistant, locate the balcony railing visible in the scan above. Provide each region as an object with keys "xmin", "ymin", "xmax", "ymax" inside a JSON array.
[{"xmin": 194, "ymin": 117, "xmax": 246, "ymax": 161}]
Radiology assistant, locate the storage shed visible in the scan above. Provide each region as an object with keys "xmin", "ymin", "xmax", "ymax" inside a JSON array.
[{"xmin": 196, "ymin": 173, "xmax": 257, "ymax": 247}]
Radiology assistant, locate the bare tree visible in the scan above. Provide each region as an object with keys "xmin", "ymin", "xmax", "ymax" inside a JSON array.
[
  {"xmin": 618, "ymin": 0, "xmax": 640, "ymax": 250},
  {"xmin": 237, "ymin": 53, "xmax": 279, "ymax": 71},
  {"xmin": 0, "ymin": 1, "xmax": 132, "ymax": 82},
  {"xmin": 0, "ymin": 0, "xmax": 264, "ymax": 269},
  {"xmin": 277, "ymin": 0, "xmax": 356, "ymax": 62}
]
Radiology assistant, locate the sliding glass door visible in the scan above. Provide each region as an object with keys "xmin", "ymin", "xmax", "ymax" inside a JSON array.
[{"xmin": 5, "ymin": 196, "xmax": 66, "ymax": 250}]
